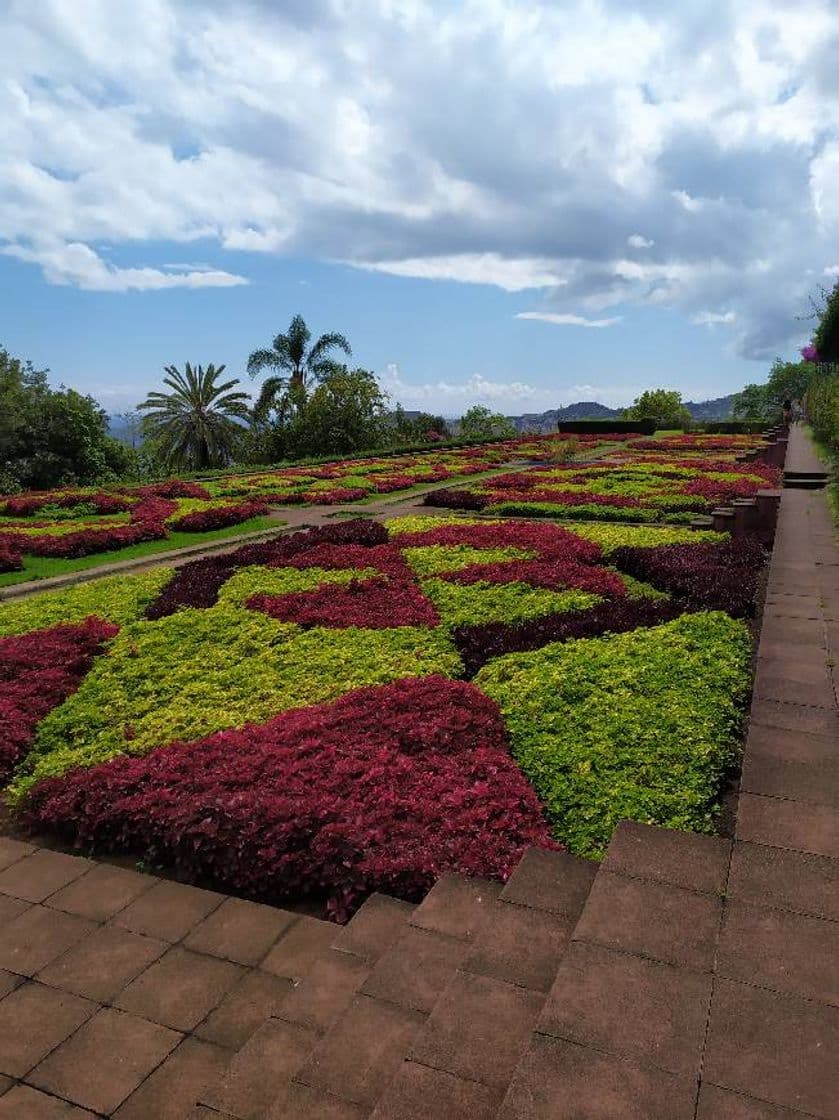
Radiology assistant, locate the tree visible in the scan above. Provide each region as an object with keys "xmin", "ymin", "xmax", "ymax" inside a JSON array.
[
  {"xmin": 459, "ymin": 405, "xmax": 515, "ymax": 440},
  {"xmin": 138, "ymin": 363, "xmax": 250, "ymax": 470},
  {"xmin": 285, "ymin": 367, "xmax": 389, "ymax": 457},
  {"xmin": 0, "ymin": 345, "xmax": 131, "ymax": 491},
  {"xmin": 813, "ymin": 280, "xmax": 839, "ymax": 363},
  {"xmin": 622, "ymin": 389, "xmax": 692, "ymax": 428},
  {"xmin": 731, "ymin": 383, "xmax": 769, "ymax": 421},
  {"xmin": 764, "ymin": 359, "xmax": 815, "ymax": 413},
  {"xmin": 391, "ymin": 406, "xmax": 450, "ymax": 443},
  {"xmin": 247, "ymin": 314, "xmax": 352, "ymax": 419}
]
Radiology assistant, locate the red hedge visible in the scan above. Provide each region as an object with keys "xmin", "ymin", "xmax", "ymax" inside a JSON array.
[
  {"xmin": 0, "ymin": 617, "xmax": 118, "ymax": 778},
  {"xmin": 167, "ymin": 500, "xmax": 269, "ymax": 533},
  {"xmin": 247, "ymin": 576, "xmax": 440, "ymax": 629},
  {"xmin": 22, "ymin": 676, "xmax": 558, "ymax": 920},
  {"xmin": 0, "ymin": 542, "xmax": 23, "ymax": 573}
]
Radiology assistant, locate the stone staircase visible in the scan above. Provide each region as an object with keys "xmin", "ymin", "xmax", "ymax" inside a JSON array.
[{"xmin": 193, "ymin": 848, "xmax": 596, "ymax": 1119}]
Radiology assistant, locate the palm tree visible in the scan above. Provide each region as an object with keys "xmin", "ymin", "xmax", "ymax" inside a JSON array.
[
  {"xmin": 138, "ymin": 363, "xmax": 251, "ymax": 470},
  {"xmin": 247, "ymin": 314, "xmax": 351, "ymax": 418}
]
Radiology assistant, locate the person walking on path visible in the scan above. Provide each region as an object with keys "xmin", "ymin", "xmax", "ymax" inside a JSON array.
[{"xmin": 782, "ymin": 398, "xmax": 793, "ymax": 427}]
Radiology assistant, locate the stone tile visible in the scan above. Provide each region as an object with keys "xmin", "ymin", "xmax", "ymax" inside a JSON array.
[
  {"xmin": 409, "ymin": 875, "xmax": 501, "ymax": 942},
  {"xmin": 279, "ymin": 949, "xmax": 369, "ymax": 1035},
  {"xmin": 464, "ymin": 899, "xmax": 570, "ymax": 993},
  {"xmin": 717, "ymin": 900, "xmax": 839, "ymax": 1006},
  {"xmin": 538, "ymin": 941, "xmax": 711, "ymax": 1077},
  {"xmin": 28, "ymin": 1007, "xmax": 181, "ymax": 1116},
  {"xmin": 409, "ymin": 971, "xmax": 541, "ymax": 1089},
  {"xmin": 195, "ymin": 969, "xmax": 294, "ymax": 1050},
  {"xmin": 499, "ymin": 848, "xmax": 596, "ymax": 917},
  {"xmin": 184, "ymin": 897, "xmax": 297, "ymax": 966},
  {"xmin": 185, "ymin": 1109, "xmax": 239, "ymax": 1120},
  {"xmin": 371, "ymin": 1061, "xmax": 501, "ymax": 1120},
  {"xmin": 601, "ymin": 821, "xmax": 730, "ymax": 895},
  {"xmin": 111, "ymin": 879, "xmax": 224, "ymax": 942},
  {"xmin": 114, "ymin": 1036, "xmax": 230, "ymax": 1120},
  {"xmin": 269, "ymin": 1081, "xmax": 367, "ymax": 1119},
  {"xmin": 361, "ymin": 925, "xmax": 468, "ymax": 1013},
  {"xmin": 0, "ymin": 850, "xmax": 92, "ymax": 904},
  {"xmin": 0, "ymin": 971, "xmax": 20, "ymax": 1001},
  {"xmin": 497, "ymin": 1034, "xmax": 697, "ymax": 1120},
  {"xmin": 752, "ymin": 666, "xmax": 835, "ymax": 709},
  {"xmin": 47, "ymin": 863, "xmax": 155, "ymax": 922},
  {"xmin": 742, "ymin": 745, "xmax": 839, "ymax": 806},
  {"xmin": 261, "ymin": 916, "xmax": 336, "ymax": 981},
  {"xmin": 115, "ymin": 946, "xmax": 244, "ymax": 1032},
  {"xmin": 737, "ymin": 792, "xmax": 839, "ymax": 858},
  {"xmin": 203, "ymin": 1017, "xmax": 317, "ymax": 1119},
  {"xmin": 0, "ymin": 837, "xmax": 35, "ymax": 873},
  {"xmin": 574, "ymin": 870, "xmax": 721, "ymax": 972},
  {"xmin": 332, "ymin": 893, "xmax": 414, "ymax": 963},
  {"xmin": 0, "ymin": 893, "xmax": 30, "ymax": 929},
  {"xmin": 38, "ymin": 925, "xmax": 167, "ymax": 1003},
  {"xmin": 758, "ymin": 618, "xmax": 825, "ymax": 647},
  {"xmin": 749, "ymin": 700, "xmax": 839, "ymax": 737},
  {"xmin": 0, "ymin": 1084, "xmax": 97, "ymax": 1118},
  {"xmin": 704, "ymin": 978, "xmax": 839, "ymax": 1118},
  {"xmin": 0, "ymin": 981, "xmax": 96, "ymax": 1078},
  {"xmin": 297, "ymin": 994, "xmax": 426, "ymax": 1109},
  {"xmin": 696, "ymin": 1084, "xmax": 813, "ymax": 1119},
  {"xmin": 729, "ymin": 841, "xmax": 839, "ymax": 921},
  {"xmin": 0, "ymin": 905, "xmax": 94, "ymax": 977}
]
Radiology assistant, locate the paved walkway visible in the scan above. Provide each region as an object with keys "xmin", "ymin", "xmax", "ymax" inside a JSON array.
[{"xmin": 1, "ymin": 426, "xmax": 838, "ymax": 1118}]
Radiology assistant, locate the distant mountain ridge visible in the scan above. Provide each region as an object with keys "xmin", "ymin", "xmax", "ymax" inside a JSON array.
[{"xmin": 505, "ymin": 395, "xmax": 734, "ymax": 433}]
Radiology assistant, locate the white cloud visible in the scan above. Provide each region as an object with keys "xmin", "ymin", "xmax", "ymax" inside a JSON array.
[
  {"xmin": 349, "ymin": 255, "xmax": 567, "ymax": 292},
  {"xmin": 691, "ymin": 310, "xmax": 737, "ymax": 326},
  {"xmin": 2, "ymin": 241, "xmax": 248, "ymax": 291},
  {"xmin": 824, "ymin": 265, "xmax": 839, "ymax": 277},
  {"xmin": 0, "ymin": 0, "xmax": 837, "ymax": 352},
  {"xmin": 516, "ymin": 311, "xmax": 622, "ymax": 328}
]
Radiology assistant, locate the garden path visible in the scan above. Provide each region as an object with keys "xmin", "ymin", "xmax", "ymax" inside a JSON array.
[{"xmin": 0, "ymin": 426, "xmax": 837, "ymax": 1117}]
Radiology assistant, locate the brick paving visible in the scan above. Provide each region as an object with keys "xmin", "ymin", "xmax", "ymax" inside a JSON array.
[{"xmin": 1, "ymin": 425, "xmax": 838, "ymax": 1117}]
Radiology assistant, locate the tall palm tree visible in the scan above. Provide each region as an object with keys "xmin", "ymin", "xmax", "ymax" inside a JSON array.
[
  {"xmin": 247, "ymin": 314, "xmax": 351, "ymax": 418},
  {"xmin": 138, "ymin": 363, "xmax": 251, "ymax": 470}
]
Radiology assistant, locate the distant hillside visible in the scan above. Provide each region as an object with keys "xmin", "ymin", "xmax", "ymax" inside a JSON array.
[{"xmin": 507, "ymin": 395, "xmax": 734, "ymax": 432}]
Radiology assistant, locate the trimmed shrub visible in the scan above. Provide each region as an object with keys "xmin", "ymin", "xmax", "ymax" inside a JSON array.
[{"xmin": 21, "ymin": 676, "xmax": 558, "ymax": 920}]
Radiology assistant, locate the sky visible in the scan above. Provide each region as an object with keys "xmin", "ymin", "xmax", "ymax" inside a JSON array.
[{"xmin": 1, "ymin": 0, "xmax": 839, "ymax": 416}]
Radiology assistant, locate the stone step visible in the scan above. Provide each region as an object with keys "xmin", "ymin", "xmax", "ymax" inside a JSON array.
[
  {"xmin": 368, "ymin": 850, "xmax": 597, "ymax": 1119},
  {"xmin": 197, "ymin": 893, "xmax": 414, "ymax": 1119},
  {"xmin": 198, "ymin": 850, "xmax": 601, "ymax": 1120},
  {"xmin": 497, "ymin": 823, "xmax": 732, "ymax": 1118},
  {"xmin": 783, "ymin": 471, "xmax": 829, "ymax": 490}
]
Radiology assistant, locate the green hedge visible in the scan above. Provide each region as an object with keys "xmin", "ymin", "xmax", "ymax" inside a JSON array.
[{"xmin": 807, "ymin": 367, "xmax": 839, "ymax": 452}]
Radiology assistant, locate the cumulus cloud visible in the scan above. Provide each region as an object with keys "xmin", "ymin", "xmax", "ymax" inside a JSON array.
[
  {"xmin": 1, "ymin": 241, "xmax": 248, "ymax": 291},
  {"xmin": 0, "ymin": 0, "xmax": 838, "ymax": 351},
  {"xmin": 516, "ymin": 311, "xmax": 622, "ymax": 328},
  {"xmin": 691, "ymin": 310, "xmax": 737, "ymax": 326}
]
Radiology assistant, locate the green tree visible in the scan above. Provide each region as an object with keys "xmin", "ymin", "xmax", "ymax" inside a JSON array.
[
  {"xmin": 731, "ymin": 383, "xmax": 770, "ymax": 421},
  {"xmin": 285, "ymin": 367, "xmax": 389, "ymax": 457},
  {"xmin": 764, "ymin": 359, "xmax": 815, "ymax": 414},
  {"xmin": 391, "ymin": 406, "xmax": 450, "ymax": 443},
  {"xmin": 813, "ymin": 280, "xmax": 839, "ymax": 363},
  {"xmin": 622, "ymin": 389, "xmax": 692, "ymax": 428},
  {"xmin": 459, "ymin": 405, "xmax": 515, "ymax": 440},
  {"xmin": 247, "ymin": 314, "xmax": 352, "ymax": 419},
  {"xmin": 0, "ymin": 345, "xmax": 131, "ymax": 491},
  {"xmin": 138, "ymin": 363, "xmax": 250, "ymax": 470}
]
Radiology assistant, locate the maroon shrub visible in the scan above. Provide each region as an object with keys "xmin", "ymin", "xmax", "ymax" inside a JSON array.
[
  {"xmin": 0, "ymin": 617, "xmax": 118, "ymax": 778},
  {"xmin": 453, "ymin": 599, "xmax": 682, "ymax": 678},
  {"xmin": 611, "ymin": 537, "xmax": 767, "ymax": 617},
  {"xmin": 137, "ymin": 480, "xmax": 212, "ymax": 499},
  {"xmin": 22, "ymin": 676, "xmax": 558, "ymax": 920},
  {"xmin": 423, "ymin": 488, "xmax": 489, "ymax": 510},
  {"xmin": 0, "ymin": 541, "xmax": 23, "ymax": 572},
  {"xmin": 247, "ymin": 576, "xmax": 439, "ymax": 628},
  {"xmin": 144, "ymin": 519, "xmax": 390, "ymax": 618},
  {"xmin": 167, "ymin": 500, "xmax": 269, "ymax": 533}
]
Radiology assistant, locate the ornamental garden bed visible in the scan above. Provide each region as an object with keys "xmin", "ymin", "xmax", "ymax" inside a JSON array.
[
  {"xmin": 1, "ymin": 507, "xmax": 765, "ymax": 920},
  {"xmin": 0, "ymin": 433, "xmax": 637, "ymax": 581},
  {"xmin": 423, "ymin": 454, "xmax": 780, "ymax": 522}
]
